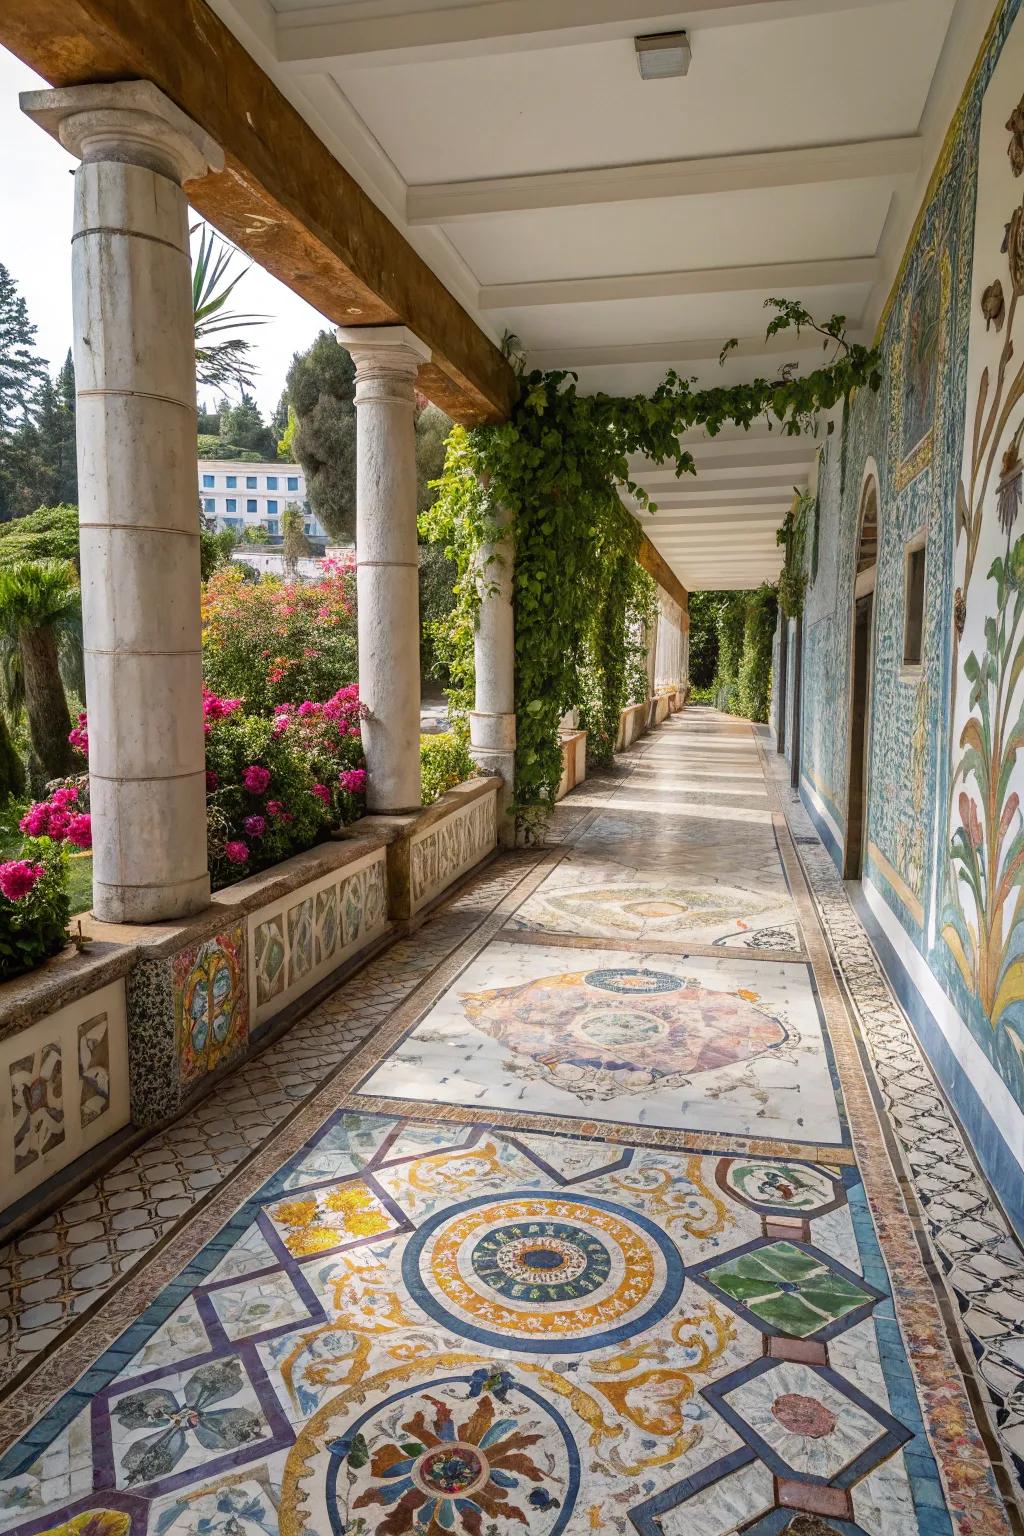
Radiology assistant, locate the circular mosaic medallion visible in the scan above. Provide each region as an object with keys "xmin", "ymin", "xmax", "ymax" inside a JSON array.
[
  {"xmin": 575, "ymin": 1007, "xmax": 670, "ymax": 1049},
  {"xmin": 472, "ymin": 1221, "xmax": 611, "ymax": 1300},
  {"xmin": 582, "ymin": 967, "xmax": 683, "ymax": 994},
  {"xmin": 285, "ymin": 1369, "xmax": 578, "ymax": 1536},
  {"xmin": 718, "ymin": 1157, "xmax": 843, "ymax": 1215},
  {"xmin": 403, "ymin": 1191, "xmax": 684, "ymax": 1353}
]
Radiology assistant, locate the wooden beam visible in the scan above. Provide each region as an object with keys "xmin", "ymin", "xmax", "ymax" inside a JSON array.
[
  {"xmin": 480, "ymin": 257, "xmax": 878, "ymax": 309},
  {"xmin": 408, "ymin": 139, "xmax": 921, "ymax": 224},
  {"xmin": 278, "ymin": 0, "xmax": 888, "ymax": 69},
  {"xmin": 637, "ymin": 533, "xmax": 688, "ymax": 610},
  {"xmin": 0, "ymin": 0, "xmax": 516, "ymax": 427}
]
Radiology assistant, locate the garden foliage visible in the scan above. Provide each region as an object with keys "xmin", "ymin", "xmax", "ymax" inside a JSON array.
[{"xmin": 0, "ymin": 837, "xmax": 69, "ymax": 981}]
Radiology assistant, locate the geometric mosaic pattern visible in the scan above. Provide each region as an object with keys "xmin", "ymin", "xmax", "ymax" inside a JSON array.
[{"xmin": 0, "ymin": 711, "xmax": 1019, "ymax": 1536}]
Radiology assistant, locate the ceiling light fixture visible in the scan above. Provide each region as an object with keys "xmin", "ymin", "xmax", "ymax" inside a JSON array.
[{"xmin": 634, "ymin": 30, "xmax": 691, "ymax": 80}]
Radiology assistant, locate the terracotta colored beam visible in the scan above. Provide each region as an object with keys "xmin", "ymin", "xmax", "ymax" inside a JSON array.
[
  {"xmin": 1, "ymin": 0, "xmax": 516, "ymax": 426},
  {"xmin": 637, "ymin": 534, "xmax": 688, "ymax": 615}
]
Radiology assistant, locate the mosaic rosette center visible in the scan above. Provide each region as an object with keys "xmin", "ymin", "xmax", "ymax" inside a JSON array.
[{"xmin": 403, "ymin": 1191, "xmax": 684, "ymax": 1353}]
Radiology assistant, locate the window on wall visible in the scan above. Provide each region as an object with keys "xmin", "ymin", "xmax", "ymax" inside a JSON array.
[
  {"xmin": 287, "ymin": 476, "xmax": 299, "ymax": 491},
  {"xmin": 226, "ymin": 475, "xmax": 237, "ymax": 489},
  {"xmin": 266, "ymin": 476, "xmax": 277, "ymax": 490},
  {"xmin": 267, "ymin": 520, "xmax": 279, "ymax": 536},
  {"xmin": 201, "ymin": 474, "xmax": 214, "ymax": 488},
  {"xmin": 246, "ymin": 499, "xmax": 257, "ymax": 514},
  {"xmin": 246, "ymin": 476, "xmax": 257, "ymax": 489},
  {"xmin": 903, "ymin": 537, "xmax": 927, "ymax": 668},
  {"xmin": 226, "ymin": 498, "xmax": 236, "ymax": 513},
  {"xmin": 203, "ymin": 498, "xmax": 215, "ymax": 514},
  {"xmin": 267, "ymin": 499, "xmax": 278, "ymax": 515}
]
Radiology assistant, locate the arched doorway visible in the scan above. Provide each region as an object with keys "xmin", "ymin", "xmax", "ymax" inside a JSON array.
[{"xmin": 844, "ymin": 476, "xmax": 879, "ymax": 879}]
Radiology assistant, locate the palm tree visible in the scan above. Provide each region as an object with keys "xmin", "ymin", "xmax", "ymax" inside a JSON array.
[
  {"xmin": 0, "ymin": 560, "xmax": 82, "ymax": 779},
  {"xmin": 192, "ymin": 224, "xmax": 266, "ymax": 394}
]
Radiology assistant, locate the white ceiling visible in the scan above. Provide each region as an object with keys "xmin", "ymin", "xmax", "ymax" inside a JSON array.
[{"xmin": 209, "ymin": 0, "xmax": 989, "ymax": 589}]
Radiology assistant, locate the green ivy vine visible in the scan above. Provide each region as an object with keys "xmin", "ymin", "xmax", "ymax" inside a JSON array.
[{"xmin": 423, "ymin": 300, "xmax": 880, "ymax": 824}]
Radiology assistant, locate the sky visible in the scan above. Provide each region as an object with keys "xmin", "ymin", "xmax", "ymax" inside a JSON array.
[{"xmin": 0, "ymin": 47, "xmax": 327, "ymax": 419}]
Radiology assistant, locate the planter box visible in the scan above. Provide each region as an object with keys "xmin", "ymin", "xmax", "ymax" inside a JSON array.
[
  {"xmin": 556, "ymin": 729, "xmax": 587, "ymax": 800},
  {"xmin": 357, "ymin": 777, "xmax": 500, "ymax": 921},
  {"xmin": 616, "ymin": 701, "xmax": 649, "ymax": 751}
]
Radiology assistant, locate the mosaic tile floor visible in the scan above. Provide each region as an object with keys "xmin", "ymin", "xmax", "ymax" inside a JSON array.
[{"xmin": 0, "ymin": 709, "xmax": 1020, "ymax": 1535}]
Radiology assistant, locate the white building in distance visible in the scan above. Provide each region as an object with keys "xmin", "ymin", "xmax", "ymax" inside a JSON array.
[{"xmin": 197, "ymin": 459, "xmax": 328, "ymax": 542}]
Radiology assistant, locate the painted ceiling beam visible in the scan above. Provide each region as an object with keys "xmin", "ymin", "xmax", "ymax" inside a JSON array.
[
  {"xmin": 528, "ymin": 329, "xmax": 864, "ymax": 370},
  {"xmin": 277, "ymin": 0, "xmax": 886, "ymax": 68},
  {"xmin": 0, "ymin": 0, "xmax": 516, "ymax": 427},
  {"xmin": 480, "ymin": 257, "xmax": 878, "ymax": 308},
  {"xmin": 407, "ymin": 139, "xmax": 920, "ymax": 224},
  {"xmin": 642, "ymin": 472, "xmax": 804, "ymax": 493}
]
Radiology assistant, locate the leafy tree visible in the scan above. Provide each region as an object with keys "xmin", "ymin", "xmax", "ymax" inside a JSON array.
[
  {"xmin": 0, "ymin": 264, "xmax": 47, "ymax": 433},
  {"xmin": 688, "ymin": 591, "xmax": 728, "ymax": 689},
  {"xmin": 0, "ymin": 505, "xmax": 79, "ymax": 568},
  {"xmin": 271, "ymin": 390, "xmax": 290, "ymax": 447},
  {"xmin": 0, "ymin": 710, "xmax": 25, "ymax": 803},
  {"xmin": 197, "ymin": 400, "xmax": 222, "ymax": 435},
  {"xmin": 715, "ymin": 593, "xmax": 748, "ymax": 712},
  {"xmin": 285, "ymin": 332, "xmax": 357, "ymax": 542},
  {"xmin": 219, "ymin": 392, "xmax": 276, "ymax": 459},
  {"xmin": 415, "ymin": 402, "xmax": 451, "ymax": 513},
  {"xmin": 31, "ymin": 354, "xmax": 78, "ymax": 507},
  {"xmin": 0, "ymin": 559, "xmax": 81, "ymax": 778},
  {"xmin": 282, "ymin": 503, "xmax": 312, "ymax": 574}
]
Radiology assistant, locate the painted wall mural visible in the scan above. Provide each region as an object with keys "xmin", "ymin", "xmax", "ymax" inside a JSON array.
[
  {"xmin": 797, "ymin": 0, "xmax": 1024, "ymax": 1135},
  {"xmin": 945, "ymin": 15, "xmax": 1024, "ymax": 1096}
]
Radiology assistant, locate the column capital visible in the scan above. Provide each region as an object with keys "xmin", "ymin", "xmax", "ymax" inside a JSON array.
[
  {"xmin": 336, "ymin": 325, "xmax": 431, "ymax": 383},
  {"xmin": 20, "ymin": 81, "xmax": 223, "ymax": 185}
]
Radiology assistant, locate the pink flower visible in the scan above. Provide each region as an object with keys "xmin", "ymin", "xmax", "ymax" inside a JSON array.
[
  {"xmin": 224, "ymin": 840, "xmax": 249, "ymax": 865},
  {"xmin": 272, "ymin": 716, "xmax": 290, "ymax": 738},
  {"xmin": 339, "ymin": 768, "xmax": 367, "ymax": 794},
  {"xmin": 311, "ymin": 783, "xmax": 331, "ymax": 806},
  {"xmin": 243, "ymin": 764, "xmax": 271, "ymax": 794},
  {"xmin": 206, "ymin": 771, "xmax": 219, "ymax": 792},
  {"xmin": 266, "ymin": 800, "xmax": 284, "ymax": 816},
  {"xmin": 0, "ymin": 860, "xmax": 45, "ymax": 901},
  {"xmin": 297, "ymin": 701, "xmax": 321, "ymax": 718},
  {"xmin": 243, "ymin": 815, "xmax": 266, "ymax": 838},
  {"xmin": 66, "ymin": 813, "xmax": 92, "ymax": 849},
  {"xmin": 19, "ymin": 803, "xmax": 50, "ymax": 838},
  {"xmin": 46, "ymin": 810, "xmax": 73, "ymax": 841},
  {"xmin": 50, "ymin": 786, "xmax": 78, "ymax": 808},
  {"xmin": 69, "ymin": 713, "xmax": 89, "ymax": 757}
]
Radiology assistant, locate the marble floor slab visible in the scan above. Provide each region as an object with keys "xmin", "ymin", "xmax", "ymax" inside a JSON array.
[{"xmin": 356, "ymin": 941, "xmax": 840, "ymax": 1143}]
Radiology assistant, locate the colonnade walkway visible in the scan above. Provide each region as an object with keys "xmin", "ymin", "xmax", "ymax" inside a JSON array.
[{"xmin": 1, "ymin": 708, "xmax": 1023, "ymax": 1536}]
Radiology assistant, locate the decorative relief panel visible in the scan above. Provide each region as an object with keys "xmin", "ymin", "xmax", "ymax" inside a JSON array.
[
  {"xmin": 0, "ymin": 978, "xmax": 129, "ymax": 1212},
  {"xmin": 410, "ymin": 792, "xmax": 498, "ymax": 915},
  {"xmin": 247, "ymin": 850, "xmax": 389, "ymax": 1030}
]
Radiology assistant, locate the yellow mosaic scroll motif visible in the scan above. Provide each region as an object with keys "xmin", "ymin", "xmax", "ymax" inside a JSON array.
[
  {"xmin": 610, "ymin": 1155, "xmax": 732, "ymax": 1240},
  {"xmin": 269, "ymin": 1182, "xmax": 392, "ymax": 1256}
]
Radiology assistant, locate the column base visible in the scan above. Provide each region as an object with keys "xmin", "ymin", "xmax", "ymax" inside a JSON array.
[{"xmin": 93, "ymin": 871, "xmax": 211, "ymax": 925}]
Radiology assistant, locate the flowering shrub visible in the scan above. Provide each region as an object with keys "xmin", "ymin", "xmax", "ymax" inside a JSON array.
[
  {"xmin": 69, "ymin": 713, "xmax": 88, "ymax": 758},
  {"xmin": 0, "ymin": 837, "xmax": 70, "ymax": 981},
  {"xmin": 202, "ymin": 559, "xmax": 357, "ymax": 713},
  {"xmin": 203, "ymin": 686, "xmax": 367, "ymax": 888},
  {"xmin": 20, "ymin": 782, "xmax": 92, "ymax": 849}
]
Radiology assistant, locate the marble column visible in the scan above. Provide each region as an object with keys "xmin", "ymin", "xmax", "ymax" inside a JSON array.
[
  {"xmin": 470, "ymin": 503, "xmax": 516, "ymax": 846},
  {"xmin": 336, "ymin": 327, "xmax": 431, "ymax": 813},
  {"xmin": 21, "ymin": 83, "xmax": 222, "ymax": 922}
]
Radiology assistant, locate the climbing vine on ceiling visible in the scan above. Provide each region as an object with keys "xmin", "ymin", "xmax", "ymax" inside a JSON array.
[{"xmin": 422, "ymin": 300, "xmax": 880, "ymax": 826}]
